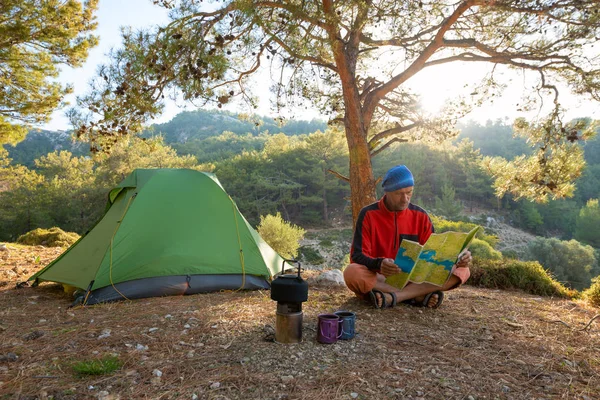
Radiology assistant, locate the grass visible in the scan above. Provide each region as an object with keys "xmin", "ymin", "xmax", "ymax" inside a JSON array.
[
  {"xmin": 71, "ymin": 355, "xmax": 122, "ymax": 376},
  {"xmin": 300, "ymin": 246, "xmax": 325, "ymax": 264},
  {"xmin": 52, "ymin": 327, "xmax": 77, "ymax": 336},
  {"xmin": 319, "ymin": 239, "xmax": 334, "ymax": 247}
]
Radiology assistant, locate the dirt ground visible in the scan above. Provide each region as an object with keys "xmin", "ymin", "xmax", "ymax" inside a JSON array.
[{"xmin": 1, "ymin": 244, "xmax": 599, "ymax": 400}]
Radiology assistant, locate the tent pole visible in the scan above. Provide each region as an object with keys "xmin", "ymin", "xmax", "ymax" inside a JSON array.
[{"xmin": 82, "ymin": 280, "xmax": 95, "ymax": 306}]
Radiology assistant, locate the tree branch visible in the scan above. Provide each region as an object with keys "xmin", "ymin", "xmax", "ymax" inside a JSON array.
[
  {"xmin": 371, "ymin": 137, "xmax": 409, "ymax": 158},
  {"xmin": 255, "ymin": 1, "xmax": 329, "ymax": 31},
  {"xmin": 327, "ymin": 168, "xmax": 349, "ymax": 182},
  {"xmin": 359, "ymin": 22, "xmax": 443, "ymax": 48},
  {"xmin": 368, "ymin": 122, "xmax": 421, "ymax": 148},
  {"xmin": 363, "ymin": 0, "xmax": 479, "ymax": 126},
  {"xmin": 262, "ymin": 25, "xmax": 337, "ymax": 71}
]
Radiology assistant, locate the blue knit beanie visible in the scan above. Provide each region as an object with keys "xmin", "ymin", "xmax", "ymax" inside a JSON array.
[{"xmin": 382, "ymin": 165, "xmax": 414, "ymax": 192}]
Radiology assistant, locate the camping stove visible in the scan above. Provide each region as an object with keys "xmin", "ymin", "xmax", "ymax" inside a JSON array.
[{"xmin": 270, "ymin": 260, "xmax": 308, "ymax": 344}]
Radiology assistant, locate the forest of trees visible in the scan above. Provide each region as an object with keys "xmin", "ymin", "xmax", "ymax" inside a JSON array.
[{"xmin": 2, "ymin": 111, "xmax": 600, "ymax": 291}]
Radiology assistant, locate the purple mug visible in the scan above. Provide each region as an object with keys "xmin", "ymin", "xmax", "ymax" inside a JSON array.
[{"xmin": 317, "ymin": 313, "xmax": 342, "ymax": 344}]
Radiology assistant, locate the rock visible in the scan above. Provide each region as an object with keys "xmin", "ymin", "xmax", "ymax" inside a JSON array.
[
  {"xmin": 315, "ymin": 269, "xmax": 345, "ymax": 286},
  {"xmin": 98, "ymin": 329, "xmax": 111, "ymax": 339},
  {"xmin": 0, "ymin": 353, "xmax": 18, "ymax": 362},
  {"xmin": 23, "ymin": 331, "xmax": 44, "ymax": 341},
  {"xmin": 135, "ymin": 344, "xmax": 148, "ymax": 351},
  {"xmin": 152, "ymin": 369, "xmax": 162, "ymax": 377},
  {"xmin": 281, "ymin": 375, "xmax": 294, "ymax": 383},
  {"xmin": 3, "ymin": 270, "xmax": 16, "ymax": 278},
  {"xmin": 0, "ymin": 244, "xmax": 7, "ymax": 251},
  {"xmin": 350, "ymin": 393, "xmax": 359, "ymax": 399},
  {"xmin": 97, "ymin": 391, "xmax": 110, "ymax": 400},
  {"xmin": 562, "ymin": 359, "xmax": 575, "ymax": 367},
  {"xmin": 209, "ymin": 382, "xmax": 220, "ymax": 389},
  {"xmin": 263, "ymin": 324, "xmax": 275, "ymax": 335}
]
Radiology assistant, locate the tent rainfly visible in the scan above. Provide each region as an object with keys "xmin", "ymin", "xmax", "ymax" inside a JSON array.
[{"xmin": 28, "ymin": 169, "xmax": 287, "ymax": 305}]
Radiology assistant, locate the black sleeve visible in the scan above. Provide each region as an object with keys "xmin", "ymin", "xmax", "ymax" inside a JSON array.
[{"xmin": 350, "ymin": 208, "xmax": 383, "ymax": 271}]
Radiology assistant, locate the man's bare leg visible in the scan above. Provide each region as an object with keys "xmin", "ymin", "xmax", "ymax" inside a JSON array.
[{"xmin": 371, "ymin": 273, "xmax": 461, "ymax": 308}]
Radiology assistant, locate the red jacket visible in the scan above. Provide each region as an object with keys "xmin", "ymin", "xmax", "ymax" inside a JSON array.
[{"xmin": 350, "ymin": 196, "xmax": 434, "ymax": 271}]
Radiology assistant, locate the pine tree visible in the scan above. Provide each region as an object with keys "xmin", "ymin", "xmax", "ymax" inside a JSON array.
[{"xmin": 0, "ymin": 0, "xmax": 98, "ymax": 145}]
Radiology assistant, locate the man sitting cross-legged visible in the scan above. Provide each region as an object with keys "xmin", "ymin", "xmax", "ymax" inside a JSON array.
[{"xmin": 343, "ymin": 165, "xmax": 472, "ymax": 309}]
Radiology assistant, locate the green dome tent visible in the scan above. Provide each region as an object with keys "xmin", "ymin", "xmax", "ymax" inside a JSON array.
[{"xmin": 28, "ymin": 169, "xmax": 287, "ymax": 305}]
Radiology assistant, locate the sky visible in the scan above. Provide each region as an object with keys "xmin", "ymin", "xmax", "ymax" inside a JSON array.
[{"xmin": 44, "ymin": 0, "xmax": 600, "ymax": 132}]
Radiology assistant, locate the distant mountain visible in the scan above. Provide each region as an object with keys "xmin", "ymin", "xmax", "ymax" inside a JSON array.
[
  {"xmin": 455, "ymin": 120, "xmax": 531, "ymax": 159},
  {"xmin": 2, "ymin": 110, "xmax": 328, "ymax": 167},
  {"xmin": 2, "ymin": 129, "xmax": 87, "ymax": 167},
  {"xmin": 147, "ymin": 109, "xmax": 327, "ymax": 144}
]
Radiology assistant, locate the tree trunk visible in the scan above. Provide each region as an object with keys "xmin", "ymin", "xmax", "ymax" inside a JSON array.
[
  {"xmin": 323, "ymin": 184, "xmax": 329, "ymax": 223},
  {"xmin": 281, "ymin": 199, "xmax": 290, "ymax": 221},
  {"xmin": 345, "ymin": 121, "xmax": 376, "ymax": 225},
  {"xmin": 323, "ymin": 0, "xmax": 377, "ymax": 226},
  {"xmin": 340, "ymin": 73, "xmax": 376, "ymax": 225}
]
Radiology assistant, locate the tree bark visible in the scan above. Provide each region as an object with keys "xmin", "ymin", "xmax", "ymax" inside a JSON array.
[
  {"xmin": 322, "ymin": 0, "xmax": 377, "ymax": 226},
  {"xmin": 345, "ymin": 120, "xmax": 376, "ymax": 225}
]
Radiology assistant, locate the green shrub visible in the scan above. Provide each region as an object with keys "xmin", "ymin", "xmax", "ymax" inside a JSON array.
[
  {"xmin": 304, "ymin": 231, "xmax": 319, "ymax": 240},
  {"xmin": 469, "ymin": 238, "xmax": 502, "ymax": 260},
  {"xmin": 582, "ymin": 276, "xmax": 600, "ymax": 307},
  {"xmin": 257, "ymin": 213, "xmax": 305, "ymax": 259},
  {"xmin": 72, "ymin": 355, "xmax": 122, "ymax": 376},
  {"xmin": 469, "ymin": 258, "xmax": 575, "ymax": 298},
  {"xmin": 431, "ymin": 216, "xmax": 498, "ymax": 248},
  {"xmin": 501, "ymin": 249, "xmax": 519, "ymax": 260},
  {"xmin": 300, "ymin": 246, "xmax": 325, "ymax": 264},
  {"xmin": 320, "ymin": 239, "xmax": 334, "ymax": 248},
  {"xmin": 17, "ymin": 227, "xmax": 80, "ymax": 247},
  {"xmin": 524, "ymin": 237, "xmax": 599, "ymax": 290},
  {"xmin": 342, "ymin": 253, "xmax": 350, "ymax": 268}
]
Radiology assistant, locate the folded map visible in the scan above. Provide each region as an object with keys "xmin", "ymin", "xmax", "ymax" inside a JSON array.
[{"xmin": 385, "ymin": 226, "xmax": 480, "ymax": 289}]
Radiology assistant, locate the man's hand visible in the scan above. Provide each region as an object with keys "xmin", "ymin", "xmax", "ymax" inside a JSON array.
[
  {"xmin": 456, "ymin": 250, "xmax": 472, "ymax": 268},
  {"xmin": 380, "ymin": 258, "xmax": 400, "ymax": 277}
]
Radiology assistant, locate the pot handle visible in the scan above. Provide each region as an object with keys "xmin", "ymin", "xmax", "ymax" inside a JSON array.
[{"xmin": 282, "ymin": 259, "xmax": 302, "ymax": 277}]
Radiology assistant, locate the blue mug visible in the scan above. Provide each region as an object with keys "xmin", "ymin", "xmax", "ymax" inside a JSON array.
[{"xmin": 334, "ymin": 310, "xmax": 356, "ymax": 340}]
